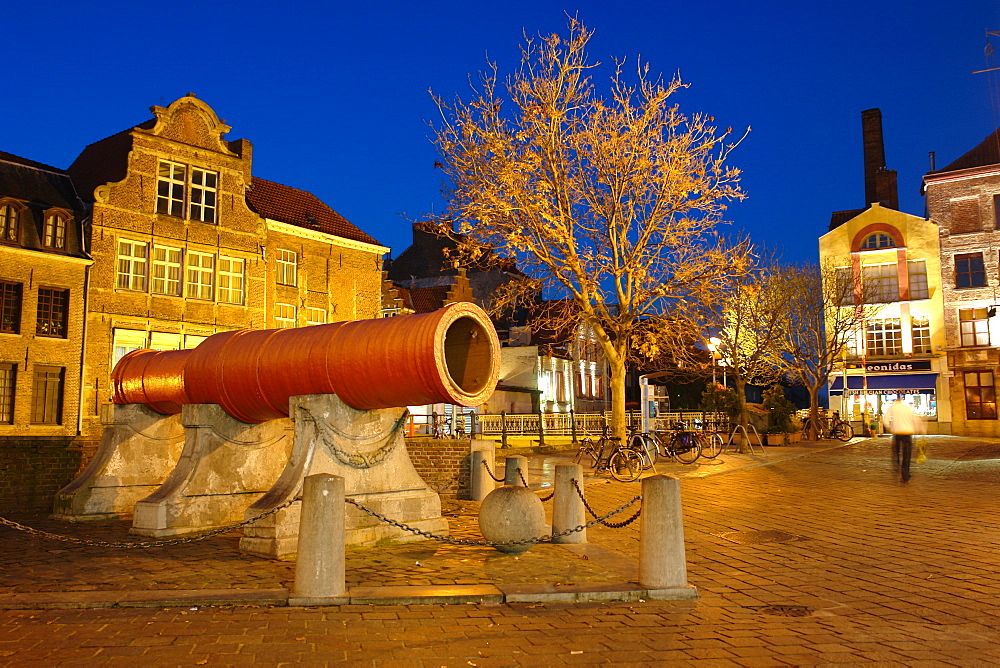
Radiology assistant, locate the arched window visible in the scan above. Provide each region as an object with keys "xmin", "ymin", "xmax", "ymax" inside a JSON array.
[
  {"xmin": 0, "ymin": 203, "xmax": 19, "ymax": 242},
  {"xmin": 860, "ymin": 233, "xmax": 894, "ymax": 250}
]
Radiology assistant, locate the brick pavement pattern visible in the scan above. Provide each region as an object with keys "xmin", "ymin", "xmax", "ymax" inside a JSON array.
[{"xmin": 3, "ymin": 436, "xmax": 1000, "ymax": 665}]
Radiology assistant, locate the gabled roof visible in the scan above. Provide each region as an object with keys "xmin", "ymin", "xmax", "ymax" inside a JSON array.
[
  {"xmin": 934, "ymin": 128, "xmax": 1000, "ymax": 173},
  {"xmin": 246, "ymin": 177, "xmax": 381, "ymax": 247}
]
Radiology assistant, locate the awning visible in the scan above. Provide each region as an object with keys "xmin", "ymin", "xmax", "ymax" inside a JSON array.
[{"xmin": 829, "ymin": 373, "xmax": 938, "ymax": 395}]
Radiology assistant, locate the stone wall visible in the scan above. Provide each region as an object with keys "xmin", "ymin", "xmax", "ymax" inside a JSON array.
[{"xmin": 406, "ymin": 438, "xmax": 489, "ymax": 500}]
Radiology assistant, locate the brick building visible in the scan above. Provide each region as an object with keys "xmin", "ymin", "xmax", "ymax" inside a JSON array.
[
  {"xmin": 0, "ymin": 152, "xmax": 92, "ymax": 509},
  {"xmin": 923, "ymin": 128, "xmax": 1000, "ymax": 436},
  {"xmin": 1, "ymin": 95, "xmax": 386, "ymax": 511}
]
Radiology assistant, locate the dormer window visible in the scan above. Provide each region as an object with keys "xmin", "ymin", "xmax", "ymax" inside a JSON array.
[
  {"xmin": 0, "ymin": 202, "xmax": 20, "ymax": 242},
  {"xmin": 43, "ymin": 212, "xmax": 67, "ymax": 249},
  {"xmin": 860, "ymin": 233, "xmax": 894, "ymax": 250}
]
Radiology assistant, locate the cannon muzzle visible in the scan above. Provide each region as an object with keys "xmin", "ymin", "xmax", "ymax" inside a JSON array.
[{"xmin": 111, "ymin": 302, "xmax": 500, "ymax": 423}]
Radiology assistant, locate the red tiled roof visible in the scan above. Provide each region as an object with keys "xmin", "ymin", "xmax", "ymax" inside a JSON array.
[
  {"xmin": 935, "ymin": 128, "xmax": 1000, "ymax": 173},
  {"xmin": 408, "ymin": 285, "xmax": 451, "ymax": 314},
  {"xmin": 246, "ymin": 177, "xmax": 381, "ymax": 247}
]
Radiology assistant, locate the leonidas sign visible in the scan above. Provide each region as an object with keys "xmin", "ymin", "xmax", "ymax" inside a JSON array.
[{"xmin": 864, "ymin": 360, "xmax": 932, "ymax": 373}]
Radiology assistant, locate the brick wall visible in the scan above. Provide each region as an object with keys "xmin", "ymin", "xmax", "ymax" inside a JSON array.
[
  {"xmin": 406, "ymin": 438, "xmax": 490, "ymax": 500},
  {"xmin": 0, "ymin": 437, "xmax": 98, "ymax": 513}
]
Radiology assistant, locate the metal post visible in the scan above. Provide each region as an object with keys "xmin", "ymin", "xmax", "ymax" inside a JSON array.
[
  {"xmin": 537, "ymin": 406, "xmax": 546, "ymax": 447},
  {"xmin": 500, "ymin": 411, "xmax": 509, "ymax": 449},
  {"xmin": 570, "ymin": 409, "xmax": 578, "ymax": 444}
]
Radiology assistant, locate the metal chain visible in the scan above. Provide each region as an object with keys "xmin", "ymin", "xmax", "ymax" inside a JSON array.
[
  {"xmin": 345, "ymin": 491, "xmax": 641, "ymax": 547},
  {"xmin": 516, "ymin": 468, "xmax": 554, "ymax": 502},
  {"xmin": 0, "ymin": 497, "xmax": 299, "ymax": 549},
  {"xmin": 573, "ymin": 479, "xmax": 642, "ymax": 528},
  {"xmin": 481, "ymin": 459, "xmax": 505, "ymax": 482}
]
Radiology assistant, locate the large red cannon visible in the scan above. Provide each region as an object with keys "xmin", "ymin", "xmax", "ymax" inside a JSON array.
[{"xmin": 111, "ymin": 302, "xmax": 500, "ymax": 423}]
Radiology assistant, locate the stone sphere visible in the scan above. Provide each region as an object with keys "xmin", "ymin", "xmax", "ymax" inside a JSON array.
[{"xmin": 478, "ymin": 485, "xmax": 547, "ymax": 554}]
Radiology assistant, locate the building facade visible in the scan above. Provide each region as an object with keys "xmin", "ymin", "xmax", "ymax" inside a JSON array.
[{"xmin": 924, "ymin": 129, "xmax": 1000, "ymax": 436}]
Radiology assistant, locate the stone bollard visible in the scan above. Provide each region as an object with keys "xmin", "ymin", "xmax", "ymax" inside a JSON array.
[
  {"xmin": 470, "ymin": 449, "xmax": 495, "ymax": 502},
  {"xmin": 290, "ymin": 474, "xmax": 347, "ymax": 603},
  {"xmin": 638, "ymin": 475, "xmax": 697, "ymax": 598},
  {"xmin": 551, "ymin": 464, "xmax": 586, "ymax": 544},
  {"xmin": 504, "ymin": 455, "xmax": 529, "ymax": 487}
]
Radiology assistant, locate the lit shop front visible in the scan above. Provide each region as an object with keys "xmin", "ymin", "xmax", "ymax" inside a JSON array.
[{"xmin": 829, "ymin": 361, "xmax": 938, "ymax": 420}]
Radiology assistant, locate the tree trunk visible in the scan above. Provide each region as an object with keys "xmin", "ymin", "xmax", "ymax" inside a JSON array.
[
  {"xmin": 608, "ymin": 356, "xmax": 627, "ymax": 443},
  {"xmin": 808, "ymin": 384, "xmax": 821, "ymax": 441}
]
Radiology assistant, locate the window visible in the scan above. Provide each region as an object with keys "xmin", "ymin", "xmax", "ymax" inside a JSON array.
[
  {"xmin": 0, "ymin": 202, "xmax": 20, "ymax": 242},
  {"xmin": 862, "ymin": 263, "xmax": 898, "ymax": 303},
  {"xmin": 911, "ymin": 317, "xmax": 931, "ymax": 354},
  {"xmin": 184, "ymin": 334, "xmax": 208, "ymax": 349},
  {"xmin": 117, "ymin": 240, "xmax": 148, "ymax": 291},
  {"xmin": 955, "ymin": 253, "xmax": 986, "ymax": 288},
  {"xmin": 276, "ymin": 249, "xmax": 297, "ymax": 286},
  {"xmin": 156, "ymin": 161, "xmax": 218, "ymax": 223},
  {"xmin": 31, "ymin": 366, "xmax": 63, "ymax": 424},
  {"xmin": 0, "ymin": 362, "xmax": 14, "ymax": 424},
  {"xmin": 149, "ymin": 332, "xmax": 181, "ymax": 350},
  {"xmin": 151, "ymin": 245, "xmax": 183, "ymax": 296},
  {"xmin": 189, "ymin": 168, "xmax": 218, "ymax": 223},
  {"xmin": 185, "ymin": 252, "xmax": 214, "ymax": 300},
  {"xmin": 36, "ymin": 288, "xmax": 68, "ymax": 338},
  {"xmin": 0, "ymin": 281, "xmax": 21, "ymax": 334},
  {"xmin": 217, "ymin": 256, "xmax": 244, "ymax": 304},
  {"xmin": 865, "ymin": 318, "xmax": 902, "ymax": 356},
  {"xmin": 907, "ymin": 260, "xmax": 929, "ymax": 300},
  {"xmin": 112, "ymin": 329, "xmax": 147, "ymax": 365},
  {"xmin": 959, "ymin": 308, "xmax": 990, "ymax": 347},
  {"xmin": 835, "ymin": 267, "xmax": 855, "ymax": 305},
  {"xmin": 305, "ymin": 307, "xmax": 327, "ymax": 325},
  {"xmin": 274, "ymin": 303, "xmax": 296, "ymax": 328},
  {"xmin": 43, "ymin": 213, "xmax": 67, "ymax": 249},
  {"xmin": 964, "ymin": 370, "xmax": 997, "ymax": 419},
  {"xmin": 860, "ymin": 233, "xmax": 894, "ymax": 250}
]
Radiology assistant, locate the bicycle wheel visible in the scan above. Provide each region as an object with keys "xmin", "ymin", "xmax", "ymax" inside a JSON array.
[
  {"xmin": 630, "ymin": 434, "xmax": 657, "ymax": 468},
  {"xmin": 609, "ymin": 450, "xmax": 642, "ymax": 482},
  {"xmin": 700, "ymin": 433, "xmax": 724, "ymax": 459},
  {"xmin": 672, "ymin": 433, "xmax": 702, "ymax": 464},
  {"xmin": 833, "ymin": 421, "xmax": 854, "ymax": 441},
  {"xmin": 574, "ymin": 437, "xmax": 598, "ymax": 466}
]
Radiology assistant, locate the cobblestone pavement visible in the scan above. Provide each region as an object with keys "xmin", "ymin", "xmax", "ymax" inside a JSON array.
[{"xmin": 3, "ymin": 436, "xmax": 1000, "ymax": 665}]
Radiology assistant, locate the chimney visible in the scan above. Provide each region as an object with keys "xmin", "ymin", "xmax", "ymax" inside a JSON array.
[{"xmin": 861, "ymin": 108, "xmax": 898, "ymax": 210}]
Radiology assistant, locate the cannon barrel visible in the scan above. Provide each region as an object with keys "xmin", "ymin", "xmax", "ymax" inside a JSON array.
[{"xmin": 111, "ymin": 302, "xmax": 501, "ymax": 423}]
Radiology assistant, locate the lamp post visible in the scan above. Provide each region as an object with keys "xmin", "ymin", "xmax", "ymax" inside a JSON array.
[{"xmin": 708, "ymin": 337, "xmax": 723, "ymax": 387}]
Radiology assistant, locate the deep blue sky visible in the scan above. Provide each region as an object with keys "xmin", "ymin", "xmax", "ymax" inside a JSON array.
[{"xmin": 3, "ymin": 1, "xmax": 999, "ymax": 262}]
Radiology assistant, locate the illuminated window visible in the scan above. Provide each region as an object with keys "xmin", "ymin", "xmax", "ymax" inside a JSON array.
[
  {"xmin": 189, "ymin": 168, "xmax": 218, "ymax": 223},
  {"xmin": 185, "ymin": 252, "xmax": 214, "ymax": 300},
  {"xmin": 835, "ymin": 267, "xmax": 855, "ymax": 305},
  {"xmin": 112, "ymin": 329, "xmax": 147, "ymax": 365},
  {"xmin": 151, "ymin": 246, "xmax": 183, "ymax": 296},
  {"xmin": 862, "ymin": 263, "xmax": 898, "ymax": 303},
  {"xmin": 955, "ymin": 253, "xmax": 986, "ymax": 288},
  {"xmin": 276, "ymin": 249, "xmax": 297, "ymax": 286},
  {"xmin": 35, "ymin": 288, "xmax": 68, "ymax": 338},
  {"xmin": 907, "ymin": 260, "xmax": 928, "ymax": 300},
  {"xmin": 156, "ymin": 161, "xmax": 218, "ymax": 223},
  {"xmin": 117, "ymin": 240, "xmax": 148, "ymax": 291},
  {"xmin": 860, "ymin": 233, "xmax": 894, "ymax": 250},
  {"xmin": 156, "ymin": 160, "xmax": 186, "ymax": 217},
  {"xmin": 43, "ymin": 213, "xmax": 67, "ymax": 249},
  {"xmin": 31, "ymin": 365, "xmax": 63, "ymax": 424},
  {"xmin": 964, "ymin": 370, "xmax": 997, "ymax": 419},
  {"xmin": 865, "ymin": 318, "xmax": 902, "ymax": 356},
  {"xmin": 0, "ymin": 281, "xmax": 21, "ymax": 334},
  {"xmin": 959, "ymin": 308, "xmax": 990, "ymax": 347},
  {"xmin": 274, "ymin": 303, "xmax": 296, "ymax": 328},
  {"xmin": 0, "ymin": 202, "xmax": 20, "ymax": 242},
  {"xmin": 911, "ymin": 317, "xmax": 931, "ymax": 354},
  {"xmin": 0, "ymin": 362, "xmax": 14, "ymax": 424},
  {"xmin": 306, "ymin": 307, "xmax": 327, "ymax": 325},
  {"xmin": 217, "ymin": 256, "xmax": 244, "ymax": 304}
]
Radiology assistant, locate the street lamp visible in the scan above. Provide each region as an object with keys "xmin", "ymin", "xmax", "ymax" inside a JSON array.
[{"xmin": 707, "ymin": 337, "xmax": 723, "ymax": 386}]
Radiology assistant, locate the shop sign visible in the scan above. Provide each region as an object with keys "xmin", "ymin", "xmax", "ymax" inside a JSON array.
[{"xmin": 863, "ymin": 360, "xmax": 932, "ymax": 373}]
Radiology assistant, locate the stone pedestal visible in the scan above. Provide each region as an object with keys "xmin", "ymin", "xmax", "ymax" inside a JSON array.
[
  {"xmin": 131, "ymin": 404, "xmax": 294, "ymax": 537},
  {"xmin": 52, "ymin": 404, "xmax": 184, "ymax": 520},
  {"xmin": 240, "ymin": 393, "xmax": 449, "ymax": 560}
]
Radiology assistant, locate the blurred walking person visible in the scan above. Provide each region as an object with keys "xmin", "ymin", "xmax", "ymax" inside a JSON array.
[{"xmin": 882, "ymin": 396, "xmax": 924, "ymax": 483}]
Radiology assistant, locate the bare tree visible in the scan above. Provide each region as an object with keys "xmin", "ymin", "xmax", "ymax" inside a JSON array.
[
  {"xmin": 775, "ymin": 262, "xmax": 881, "ymax": 440},
  {"xmin": 430, "ymin": 18, "xmax": 748, "ymax": 439}
]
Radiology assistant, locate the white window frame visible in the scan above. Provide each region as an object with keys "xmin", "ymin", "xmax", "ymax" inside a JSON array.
[
  {"xmin": 156, "ymin": 160, "xmax": 186, "ymax": 217},
  {"xmin": 862, "ymin": 263, "xmax": 899, "ymax": 303},
  {"xmin": 217, "ymin": 256, "xmax": 245, "ymax": 305},
  {"xmin": 911, "ymin": 316, "xmax": 931, "ymax": 354},
  {"xmin": 865, "ymin": 318, "xmax": 902, "ymax": 357},
  {"xmin": 274, "ymin": 303, "xmax": 296, "ymax": 328},
  {"xmin": 151, "ymin": 245, "xmax": 183, "ymax": 296},
  {"xmin": 185, "ymin": 251, "xmax": 215, "ymax": 300},
  {"xmin": 189, "ymin": 168, "xmax": 218, "ymax": 223},
  {"xmin": 149, "ymin": 332, "xmax": 182, "ymax": 350},
  {"xmin": 43, "ymin": 212, "xmax": 67, "ymax": 249},
  {"xmin": 112, "ymin": 329, "xmax": 147, "ymax": 365},
  {"xmin": 276, "ymin": 249, "xmax": 297, "ymax": 286},
  {"xmin": 907, "ymin": 260, "xmax": 929, "ymax": 300},
  {"xmin": 305, "ymin": 307, "xmax": 327, "ymax": 326},
  {"xmin": 960, "ymin": 308, "xmax": 990, "ymax": 347},
  {"xmin": 116, "ymin": 240, "xmax": 148, "ymax": 291}
]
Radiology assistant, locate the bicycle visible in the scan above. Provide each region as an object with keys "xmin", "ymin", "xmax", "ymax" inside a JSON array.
[
  {"xmin": 630, "ymin": 423, "xmax": 703, "ymax": 465},
  {"xmin": 574, "ymin": 432, "xmax": 643, "ymax": 482},
  {"xmin": 801, "ymin": 411, "xmax": 854, "ymax": 441}
]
